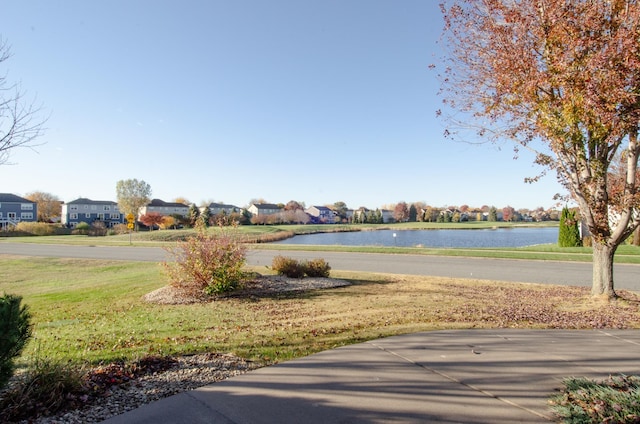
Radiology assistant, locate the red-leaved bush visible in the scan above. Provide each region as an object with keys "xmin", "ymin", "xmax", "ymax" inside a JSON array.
[{"xmin": 162, "ymin": 224, "xmax": 247, "ymax": 296}]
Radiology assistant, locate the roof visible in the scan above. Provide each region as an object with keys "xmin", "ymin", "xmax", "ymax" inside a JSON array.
[
  {"xmin": 66, "ymin": 198, "xmax": 117, "ymax": 205},
  {"xmin": 147, "ymin": 199, "xmax": 188, "ymax": 208},
  {"xmin": 252, "ymin": 203, "xmax": 281, "ymax": 209},
  {"xmin": 309, "ymin": 205, "xmax": 332, "ymax": 211},
  {"xmin": 208, "ymin": 203, "xmax": 239, "ymax": 209},
  {"xmin": 0, "ymin": 193, "xmax": 34, "ymax": 203}
]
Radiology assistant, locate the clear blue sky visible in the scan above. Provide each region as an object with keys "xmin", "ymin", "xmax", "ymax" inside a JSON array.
[{"xmin": 1, "ymin": 1, "xmax": 563, "ymax": 210}]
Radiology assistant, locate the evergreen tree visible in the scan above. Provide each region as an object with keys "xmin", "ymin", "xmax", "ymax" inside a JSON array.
[
  {"xmin": 558, "ymin": 206, "xmax": 581, "ymax": 247},
  {"xmin": 200, "ymin": 206, "xmax": 211, "ymax": 227},
  {"xmin": 375, "ymin": 209, "xmax": 383, "ymax": 224},
  {"xmin": 488, "ymin": 207, "xmax": 498, "ymax": 222},
  {"xmin": 188, "ymin": 204, "xmax": 200, "ymax": 227},
  {"xmin": 0, "ymin": 294, "xmax": 32, "ymax": 390},
  {"xmin": 409, "ymin": 204, "xmax": 417, "ymax": 222},
  {"xmin": 365, "ymin": 211, "xmax": 375, "ymax": 224}
]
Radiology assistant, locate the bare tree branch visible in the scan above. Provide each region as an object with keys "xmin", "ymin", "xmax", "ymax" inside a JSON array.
[{"xmin": 0, "ymin": 38, "xmax": 46, "ymax": 165}]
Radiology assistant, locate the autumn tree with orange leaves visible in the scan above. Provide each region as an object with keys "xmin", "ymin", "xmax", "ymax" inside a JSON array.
[
  {"xmin": 440, "ymin": 0, "xmax": 640, "ymax": 298},
  {"xmin": 139, "ymin": 212, "xmax": 164, "ymax": 231}
]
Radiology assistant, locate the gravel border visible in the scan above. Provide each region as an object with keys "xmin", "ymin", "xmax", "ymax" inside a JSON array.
[
  {"xmin": 143, "ymin": 275, "xmax": 351, "ymax": 304},
  {"xmin": 17, "ymin": 353, "xmax": 259, "ymax": 424}
]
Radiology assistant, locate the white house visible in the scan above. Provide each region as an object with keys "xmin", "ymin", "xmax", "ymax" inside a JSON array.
[
  {"xmin": 139, "ymin": 199, "xmax": 189, "ymax": 218},
  {"xmin": 248, "ymin": 203, "xmax": 281, "ymax": 216}
]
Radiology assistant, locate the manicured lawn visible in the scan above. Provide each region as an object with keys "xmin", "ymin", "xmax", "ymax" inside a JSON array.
[{"xmin": 2, "ymin": 256, "xmax": 639, "ymax": 368}]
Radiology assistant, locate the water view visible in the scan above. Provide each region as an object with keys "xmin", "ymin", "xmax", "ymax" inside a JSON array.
[{"xmin": 274, "ymin": 227, "xmax": 559, "ymax": 248}]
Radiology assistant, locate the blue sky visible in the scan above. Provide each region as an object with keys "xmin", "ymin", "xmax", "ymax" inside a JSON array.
[{"xmin": 1, "ymin": 1, "xmax": 563, "ymax": 210}]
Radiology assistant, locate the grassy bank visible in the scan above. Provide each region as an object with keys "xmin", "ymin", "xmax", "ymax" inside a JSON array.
[{"xmin": 2, "ymin": 256, "xmax": 639, "ymax": 368}]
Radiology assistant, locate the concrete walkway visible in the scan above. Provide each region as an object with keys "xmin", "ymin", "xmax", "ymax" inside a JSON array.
[{"xmin": 103, "ymin": 329, "xmax": 640, "ymax": 423}]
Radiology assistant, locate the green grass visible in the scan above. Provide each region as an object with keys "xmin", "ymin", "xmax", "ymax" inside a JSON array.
[
  {"xmin": 2, "ymin": 255, "xmax": 640, "ymax": 369},
  {"xmin": 550, "ymin": 375, "xmax": 640, "ymax": 423}
]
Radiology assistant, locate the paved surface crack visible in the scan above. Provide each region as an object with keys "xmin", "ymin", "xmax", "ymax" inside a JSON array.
[{"xmin": 369, "ymin": 341, "xmax": 552, "ymax": 421}]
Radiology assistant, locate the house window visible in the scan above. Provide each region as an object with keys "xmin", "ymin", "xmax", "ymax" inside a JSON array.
[
  {"xmin": 70, "ymin": 205, "xmax": 78, "ymax": 211},
  {"xmin": 21, "ymin": 212, "xmax": 33, "ymax": 220},
  {"xmin": 110, "ymin": 213, "xmax": 120, "ymax": 219},
  {"xmin": 21, "ymin": 203, "xmax": 33, "ymax": 210},
  {"xmin": 8, "ymin": 212, "xmax": 16, "ymax": 219},
  {"xmin": 70, "ymin": 213, "xmax": 78, "ymax": 219},
  {"xmin": 85, "ymin": 213, "xmax": 91, "ymax": 218},
  {"xmin": 83, "ymin": 205, "xmax": 89, "ymax": 209},
  {"xmin": 97, "ymin": 213, "xmax": 105, "ymax": 220},
  {"xmin": 104, "ymin": 205, "xmax": 110, "ymax": 211}
]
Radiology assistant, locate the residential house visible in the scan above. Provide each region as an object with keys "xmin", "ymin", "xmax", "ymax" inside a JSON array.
[
  {"xmin": 0, "ymin": 193, "xmax": 37, "ymax": 230},
  {"xmin": 381, "ymin": 209, "xmax": 394, "ymax": 223},
  {"xmin": 248, "ymin": 203, "xmax": 281, "ymax": 216},
  {"xmin": 139, "ymin": 199, "xmax": 190, "ymax": 218},
  {"xmin": 204, "ymin": 202, "xmax": 241, "ymax": 216},
  {"xmin": 441, "ymin": 207, "xmax": 469, "ymax": 222},
  {"xmin": 305, "ymin": 206, "xmax": 336, "ymax": 223},
  {"xmin": 353, "ymin": 207, "xmax": 394, "ymax": 223},
  {"xmin": 352, "ymin": 207, "xmax": 370, "ymax": 223},
  {"xmin": 61, "ymin": 198, "xmax": 124, "ymax": 228}
]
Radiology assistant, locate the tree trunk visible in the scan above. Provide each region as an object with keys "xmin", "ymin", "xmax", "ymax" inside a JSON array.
[{"xmin": 591, "ymin": 243, "xmax": 616, "ymax": 298}]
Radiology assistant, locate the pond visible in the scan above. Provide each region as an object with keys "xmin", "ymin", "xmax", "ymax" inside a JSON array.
[{"xmin": 273, "ymin": 227, "xmax": 559, "ymax": 248}]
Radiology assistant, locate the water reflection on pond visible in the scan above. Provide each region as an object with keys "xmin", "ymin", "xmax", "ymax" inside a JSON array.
[{"xmin": 273, "ymin": 227, "xmax": 559, "ymax": 248}]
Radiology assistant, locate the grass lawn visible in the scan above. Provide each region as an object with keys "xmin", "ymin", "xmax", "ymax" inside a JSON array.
[{"xmin": 2, "ymin": 256, "xmax": 640, "ymax": 368}]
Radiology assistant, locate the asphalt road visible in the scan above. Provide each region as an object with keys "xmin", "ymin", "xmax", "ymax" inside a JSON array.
[{"xmin": 0, "ymin": 242, "xmax": 638, "ymax": 291}]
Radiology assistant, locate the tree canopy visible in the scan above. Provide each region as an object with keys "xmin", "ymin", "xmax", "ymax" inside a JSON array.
[
  {"xmin": 440, "ymin": 0, "xmax": 640, "ymax": 297},
  {"xmin": 25, "ymin": 191, "xmax": 61, "ymax": 222},
  {"xmin": 115, "ymin": 179, "xmax": 152, "ymax": 219}
]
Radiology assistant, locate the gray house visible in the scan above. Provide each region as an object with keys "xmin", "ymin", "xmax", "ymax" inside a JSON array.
[
  {"xmin": 0, "ymin": 193, "xmax": 37, "ymax": 230},
  {"xmin": 305, "ymin": 205, "xmax": 335, "ymax": 223},
  {"xmin": 61, "ymin": 198, "xmax": 124, "ymax": 228},
  {"xmin": 204, "ymin": 202, "xmax": 240, "ymax": 215}
]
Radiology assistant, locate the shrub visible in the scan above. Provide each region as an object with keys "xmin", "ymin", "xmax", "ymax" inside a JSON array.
[
  {"xmin": 0, "ymin": 354, "xmax": 178, "ymax": 422},
  {"xmin": 0, "ymin": 294, "xmax": 32, "ymax": 391},
  {"xmin": 88, "ymin": 221, "xmax": 107, "ymax": 237},
  {"xmin": 303, "ymin": 258, "xmax": 331, "ymax": 278},
  {"xmin": 163, "ymin": 224, "xmax": 247, "ymax": 296},
  {"xmin": 271, "ymin": 255, "xmax": 306, "ymax": 278},
  {"xmin": 111, "ymin": 223, "xmax": 129, "ymax": 235},
  {"xmin": 0, "ymin": 356, "xmax": 87, "ymax": 422},
  {"xmin": 14, "ymin": 222, "xmax": 57, "ymax": 236},
  {"xmin": 72, "ymin": 222, "xmax": 90, "ymax": 235},
  {"xmin": 558, "ymin": 206, "xmax": 581, "ymax": 247},
  {"xmin": 271, "ymin": 256, "xmax": 331, "ymax": 278}
]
